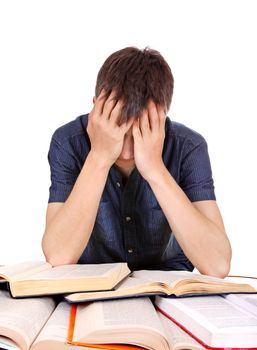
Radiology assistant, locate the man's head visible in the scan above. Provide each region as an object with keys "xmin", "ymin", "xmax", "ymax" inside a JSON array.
[{"xmin": 95, "ymin": 46, "xmax": 174, "ymax": 122}]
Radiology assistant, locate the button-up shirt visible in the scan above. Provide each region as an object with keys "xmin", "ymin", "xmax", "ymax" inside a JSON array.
[{"xmin": 48, "ymin": 114, "xmax": 216, "ymax": 271}]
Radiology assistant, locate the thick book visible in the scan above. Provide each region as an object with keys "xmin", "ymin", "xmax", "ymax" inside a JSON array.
[
  {"xmin": 0, "ymin": 261, "xmax": 130, "ymax": 297},
  {"xmin": 67, "ymin": 296, "xmax": 209, "ymax": 350},
  {"xmin": 155, "ymin": 293, "xmax": 257, "ymax": 349},
  {"xmin": 65, "ymin": 269, "xmax": 256, "ymax": 303},
  {"xmin": 0, "ymin": 290, "xmax": 101, "ymax": 350}
]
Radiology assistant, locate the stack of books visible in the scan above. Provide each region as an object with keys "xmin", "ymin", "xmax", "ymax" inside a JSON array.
[{"xmin": 0, "ymin": 261, "xmax": 257, "ymax": 350}]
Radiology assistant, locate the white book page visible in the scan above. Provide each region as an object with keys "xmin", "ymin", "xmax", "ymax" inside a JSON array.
[
  {"xmin": 0, "ymin": 290, "xmax": 55, "ymax": 350},
  {"xmin": 0, "ymin": 336, "xmax": 20, "ymax": 350},
  {"xmin": 165, "ymin": 296, "xmax": 257, "ymax": 330},
  {"xmin": 157, "ymin": 312, "xmax": 204, "ymax": 350},
  {"xmin": 0, "ymin": 261, "xmax": 51, "ymax": 281},
  {"xmin": 225, "ymin": 294, "xmax": 257, "ymax": 317},
  {"xmin": 96, "ymin": 274, "xmax": 148, "ymax": 290},
  {"xmin": 32, "ymin": 302, "xmax": 69, "ymax": 347},
  {"xmin": 31, "ymin": 302, "xmax": 107, "ymax": 350},
  {"xmin": 132, "ymin": 270, "xmax": 229, "ymax": 287},
  {"xmin": 73, "ymin": 297, "xmax": 170, "ymax": 350},
  {"xmin": 156, "ymin": 296, "xmax": 257, "ymax": 347},
  {"xmin": 225, "ymin": 276, "xmax": 257, "ymax": 290},
  {"xmin": 133, "ymin": 270, "xmax": 195, "ymax": 284},
  {"xmin": 66, "ymin": 274, "xmax": 161, "ymax": 301},
  {"xmin": 20, "ymin": 263, "xmax": 122, "ymax": 280}
]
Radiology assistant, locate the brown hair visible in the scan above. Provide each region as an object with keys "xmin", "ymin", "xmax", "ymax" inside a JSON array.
[{"xmin": 95, "ymin": 47, "xmax": 174, "ymax": 121}]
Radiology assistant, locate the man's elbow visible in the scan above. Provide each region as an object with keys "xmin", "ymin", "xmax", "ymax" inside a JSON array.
[
  {"xmin": 207, "ymin": 262, "xmax": 231, "ymax": 279},
  {"xmin": 202, "ymin": 257, "xmax": 231, "ymax": 279},
  {"xmin": 43, "ymin": 252, "xmax": 78, "ymax": 267},
  {"xmin": 199, "ymin": 247, "xmax": 232, "ymax": 279},
  {"xmin": 41, "ymin": 238, "xmax": 78, "ymax": 267}
]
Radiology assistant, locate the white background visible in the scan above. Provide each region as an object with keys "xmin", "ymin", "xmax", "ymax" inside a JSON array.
[{"xmin": 0, "ymin": 1, "xmax": 256, "ymax": 275}]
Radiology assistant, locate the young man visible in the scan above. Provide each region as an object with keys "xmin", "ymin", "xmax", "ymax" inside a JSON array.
[{"xmin": 42, "ymin": 47, "xmax": 232, "ymax": 277}]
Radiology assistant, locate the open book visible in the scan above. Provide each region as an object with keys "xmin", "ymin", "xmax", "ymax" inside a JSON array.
[
  {"xmin": 225, "ymin": 293, "xmax": 257, "ymax": 317},
  {"xmin": 65, "ymin": 269, "xmax": 256, "ymax": 303},
  {"xmin": 67, "ymin": 296, "xmax": 207, "ymax": 350},
  {"xmin": 155, "ymin": 294, "xmax": 257, "ymax": 349},
  {"xmin": 0, "ymin": 261, "xmax": 130, "ymax": 297},
  {"xmin": 0, "ymin": 290, "xmax": 55, "ymax": 350},
  {"xmin": 0, "ymin": 290, "xmax": 102, "ymax": 350},
  {"xmin": 0, "ymin": 290, "xmax": 205, "ymax": 350}
]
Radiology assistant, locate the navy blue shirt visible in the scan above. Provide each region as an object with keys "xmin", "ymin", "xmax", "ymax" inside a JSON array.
[{"xmin": 48, "ymin": 114, "xmax": 216, "ymax": 271}]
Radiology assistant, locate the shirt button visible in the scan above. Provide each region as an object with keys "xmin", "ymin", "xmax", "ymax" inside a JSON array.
[
  {"xmin": 128, "ymin": 248, "xmax": 133, "ymax": 253},
  {"xmin": 116, "ymin": 182, "xmax": 121, "ymax": 188},
  {"xmin": 125, "ymin": 216, "xmax": 131, "ymax": 222}
]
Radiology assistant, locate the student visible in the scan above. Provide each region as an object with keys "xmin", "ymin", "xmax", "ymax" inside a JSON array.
[{"xmin": 42, "ymin": 47, "xmax": 232, "ymax": 277}]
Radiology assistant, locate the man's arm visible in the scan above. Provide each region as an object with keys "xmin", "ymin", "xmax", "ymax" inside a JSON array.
[
  {"xmin": 132, "ymin": 101, "xmax": 232, "ymax": 278},
  {"xmin": 146, "ymin": 169, "xmax": 231, "ymax": 278},
  {"xmin": 42, "ymin": 154, "xmax": 110, "ymax": 266},
  {"xmin": 42, "ymin": 91, "xmax": 133, "ymax": 266}
]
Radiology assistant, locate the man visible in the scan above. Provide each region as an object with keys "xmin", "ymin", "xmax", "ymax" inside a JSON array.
[{"xmin": 42, "ymin": 47, "xmax": 232, "ymax": 277}]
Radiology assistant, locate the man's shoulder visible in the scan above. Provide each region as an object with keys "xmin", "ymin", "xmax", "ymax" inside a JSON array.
[
  {"xmin": 51, "ymin": 114, "xmax": 88, "ymax": 147},
  {"xmin": 166, "ymin": 118, "xmax": 206, "ymax": 147}
]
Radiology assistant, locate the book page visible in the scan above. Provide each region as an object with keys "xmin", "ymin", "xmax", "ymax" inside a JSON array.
[
  {"xmin": 225, "ymin": 294, "xmax": 257, "ymax": 317},
  {"xmin": 65, "ymin": 274, "xmax": 161, "ymax": 302},
  {"xmin": 132, "ymin": 270, "xmax": 195, "ymax": 285},
  {"xmin": 0, "ymin": 335, "xmax": 20, "ymax": 350},
  {"xmin": 20, "ymin": 263, "xmax": 126, "ymax": 280},
  {"xmin": 176, "ymin": 296, "xmax": 257, "ymax": 329},
  {"xmin": 133, "ymin": 270, "xmax": 255, "ymax": 295},
  {"xmin": 66, "ymin": 270, "xmax": 241, "ymax": 302},
  {"xmin": 0, "ymin": 261, "xmax": 51, "ymax": 282},
  {"xmin": 156, "ymin": 296, "xmax": 257, "ymax": 333},
  {"xmin": 32, "ymin": 302, "xmax": 70, "ymax": 347},
  {"xmin": 0, "ymin": 290, "xmax": 55, "ymax": 350},
  {"xmin": 157, "ymin": 312, "xmax": 204, "ymax": 350},
  {"xmin": 226, "ymin": 276, "xmax": 257, "ymax": 290},
  {"xmin": 31, "ymin": 302, "xmax": 106, "ymax": 350},
  {"xmin": 133, "ymin": 270, "xmax": 228, "ymax": 287},
  {"xmin": 73, "ymin": 297, "xmax": 170, "ymax": 350},
  {"xmin": 156, "ymin": 296, "xmax": 257, "ymax": 348}
]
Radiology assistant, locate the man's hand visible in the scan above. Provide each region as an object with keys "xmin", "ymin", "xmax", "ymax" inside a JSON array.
[
  {"xmin": 132, "ymin": 100, "xmax": 166, "ymax": 181},
  {"xmin": 87, "ymin": 90, "xmax": 134, "ymax": 168}
]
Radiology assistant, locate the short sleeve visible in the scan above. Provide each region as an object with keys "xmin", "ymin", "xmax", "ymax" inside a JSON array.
[
  {"xmin": 179, "ymin": 140, "xmax": 216, "ymax": 202},
  {"xmin": 47, "ymin": 137, "xmax": 80, "ymax": 203}
]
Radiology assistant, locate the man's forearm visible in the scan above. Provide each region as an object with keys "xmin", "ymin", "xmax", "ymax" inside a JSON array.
[
  {"xmin": 146, "ymin": 164, "xmax": 232, "ymax": 278},
  {"xmin": 42, "ymin": 152, "xmax": 110, "ymax": 266}
]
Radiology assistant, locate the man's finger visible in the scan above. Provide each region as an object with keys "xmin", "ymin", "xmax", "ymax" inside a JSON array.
[
  {"xmin": 139, "ymin": 109, "xmax": 150, "ymax": 136},
  {"xmin": 132, "ymin": 118, "xmax": 142, "ymax": 139},
  {"xmin": 109, "ymin": 99, "xmax": 125, "ymax": 125},
  {"xmin": 147, "ymin": 100, "xmax": 160, "ymax": 131},
  {"xmin": 157, "ymin": 104, "xmax": 167, "ymax": 130},
  {"xmin": 102, "ymin": 90, "xmax": 118, "ymax": 120},
  {"xmin": 121, "ymin": 117, "xmax": 134, "ymax": 134},
  {"xmin": 93, "ymin": 89, "xmax": 109, "ymax": 117}
]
